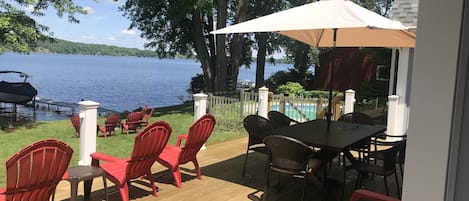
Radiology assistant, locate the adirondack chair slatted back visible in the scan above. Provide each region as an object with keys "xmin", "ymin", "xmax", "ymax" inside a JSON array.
[
  {"xmin": 143, "ymin": 108, "xmax": 155, "ymax": 124},
  {"xmin": 179, "ymin": 114, "xmax": 216, "ymax": 164},
  {"xmin": 105, "ymin": 113, "xmax": 121, "ymax": 130},
  {"xmin": 71, "ymin": 114, "xmax": 80, "ymax": 134},
  {"xmin": 127, "ymin": 121, "xmax": 171, "ymax": 179},
  {"xmin": 126, "ymin": 111, "xmax": 143, "ymax": 130},
  {"xmin": 139, "ymin": 105, "xmax": 148, "ymax": 120},
  {"xmin": 4, "ymin": 140, "xmax": 73, "ymax": 201}
]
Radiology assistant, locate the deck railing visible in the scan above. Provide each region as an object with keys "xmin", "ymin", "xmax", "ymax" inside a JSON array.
[{"xmin": 207, "ymin": 89, "xmax": 345, "ymax": 130}]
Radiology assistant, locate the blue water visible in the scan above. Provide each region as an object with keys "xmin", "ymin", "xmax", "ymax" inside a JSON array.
[
  {"xmin": 270, "ymin": 104, "xmax": 317, "ymax": 120},
  {"xmin": 0, "ymin": 53, "xmax": 290, "ymax": 113}
]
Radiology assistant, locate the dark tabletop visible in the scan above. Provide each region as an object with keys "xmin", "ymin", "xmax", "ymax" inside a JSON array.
[{"xmin": 271, "ymin": 119, "xmax": 386, "ymax": 152}]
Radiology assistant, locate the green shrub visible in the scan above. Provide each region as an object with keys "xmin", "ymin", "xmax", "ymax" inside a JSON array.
[{"xmin": 277, "ymin": 82, "xmax": 305, "ymax": 96}]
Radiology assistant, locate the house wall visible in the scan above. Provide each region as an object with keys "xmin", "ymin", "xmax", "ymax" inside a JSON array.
[
  {"xmin": 315, "ymin": 47, "xmax": 384, "ymax": 92},
  {"xmin": 402, "ymin": 0, "xmax": 464, "ymax": 200}
]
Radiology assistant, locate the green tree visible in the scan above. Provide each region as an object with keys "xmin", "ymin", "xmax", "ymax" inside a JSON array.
[
  {"xmin": 274, "ymin": 0, "xmax": 318, "ymax": 90},
  {"xmin": 0, "ymin": 0, "xmax": 86, "ymax": 53},
  {"xmin": 120, "ymin": 0, "xmax": 252, "ymax": 93},
  {"xmin": 248, "ymin": 0, "xmax": 284, "ymax": 89},
  {"xmin": 353, "ymin": 0, "xmax": 393, "ymax": 17}
]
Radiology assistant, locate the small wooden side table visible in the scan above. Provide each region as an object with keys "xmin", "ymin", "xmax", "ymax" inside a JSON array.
[{"xmin": 65, "ymin": 166, "xmax": 108, "ymax": 201}]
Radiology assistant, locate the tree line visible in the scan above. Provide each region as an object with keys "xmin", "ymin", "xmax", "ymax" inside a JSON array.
[{"xmin": 35, "ymin": 39, "xmax": 159, "ymax": 58}]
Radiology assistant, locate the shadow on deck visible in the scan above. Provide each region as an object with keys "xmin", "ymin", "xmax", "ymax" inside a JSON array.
[{"xmin": 53, "ymin": 137, "xmax": 402, "ymax": 201}]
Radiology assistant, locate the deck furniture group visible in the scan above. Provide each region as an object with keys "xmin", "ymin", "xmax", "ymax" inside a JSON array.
[{"xmin": 1, "ymin": 107, "xmax": 405, "ymax": 201}]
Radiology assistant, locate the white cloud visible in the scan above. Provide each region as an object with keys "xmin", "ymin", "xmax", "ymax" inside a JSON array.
[
  {"xmin": 83, "ymin": 6, "xmax": 95, "ymax": 14},
  {"xmin": 107, "ymin": 36, "xmax": 116, "ymax": 41},
  {"xmin": 120, "ymin": 29, "xmax": 137, "ymax": 35}
]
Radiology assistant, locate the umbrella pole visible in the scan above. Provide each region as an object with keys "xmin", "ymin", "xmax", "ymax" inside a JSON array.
[{"xmin": 327, "ymin": 28, "xmax": 338, "ymax": 130}]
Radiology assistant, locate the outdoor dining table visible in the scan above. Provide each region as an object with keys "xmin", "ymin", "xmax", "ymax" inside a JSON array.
[
  {"xmin": 270, "ymin": 119, "xmax": 386, "ymax": 199},
  {"xmin": 271, "ymin": 119, "xmax": 386, "ymax": 152}
]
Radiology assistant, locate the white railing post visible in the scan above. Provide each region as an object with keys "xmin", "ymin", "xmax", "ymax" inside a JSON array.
[
  {"xmin": 78, "ymin": 100, "xmax": 99, "ymax": 166},
  {"xmin": 344, "ymin": 89, "xmax": 355, "ymax": 114},
  {"xmin": 258, "ymin": 87, "xmax": 269, "ymax": 118},
  {"xmin": 386, "ymin": 95, "xmax": 403, "ymax": 141},
  {"xmin": 193, "ymin": 93, "xmax": 208, "ymax": 149},
  {"xmin": 193, "ymin": 93, "xmax": 208, "ymax": 121}
]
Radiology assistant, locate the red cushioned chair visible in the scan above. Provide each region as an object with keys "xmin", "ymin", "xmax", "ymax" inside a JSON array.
[
  {"xmin": 0, "ymin": 139, "xmax": 73, "ymax": 201},
  {"xmin": 156, "ymin": 114, "xmax": 216, "ymax": 188},
  {"xmin": 97, "ymin": 113, "xmax": 121, "ymax": 138},
  {"xmin": 350, "ymin": 189, "xmax": 400, "ymax": 201},
  {"xmin": 91, "ymin": 121, "xmax": 172, "ymax": 201},
  {"xmin": 70, "ymin": 114, "xmax": 80, "ymax": 137}
]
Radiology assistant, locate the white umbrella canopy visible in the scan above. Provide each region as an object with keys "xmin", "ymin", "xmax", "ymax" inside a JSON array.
[{"xmin": 211, "ymin": 0, "xmax": 416, "ymax": 48}]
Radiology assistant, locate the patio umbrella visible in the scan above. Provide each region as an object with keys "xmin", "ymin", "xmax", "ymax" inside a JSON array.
[{"xmin": 211, "ymin": 0, "xmax": 415, "ymax": 128}]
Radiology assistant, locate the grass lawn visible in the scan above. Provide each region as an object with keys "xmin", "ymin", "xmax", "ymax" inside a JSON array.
[{"xmin": 0, "ymin": 101, "xmax": 245, "ymax": 186}]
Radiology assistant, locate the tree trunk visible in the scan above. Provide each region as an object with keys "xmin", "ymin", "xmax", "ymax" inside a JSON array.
[
  {"xmin": 294, "ymin": 42, "xmax": 310, "ymax": 87},
  {"xmin": 191, "ymin": 10, "xmax": 214, "ymax": 92},
  {"xmin": 215, "ymin": 0, "xmax": 228, "ymax": 92},
  {"xmin": 228, "ymin": 0, "xmax": 249, "ymax": 91},
  {"xmin": 255, "ymin": 33, "xmax": 268, "ymax": 89}
]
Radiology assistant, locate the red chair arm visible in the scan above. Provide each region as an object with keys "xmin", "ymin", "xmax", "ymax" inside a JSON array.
[
  {"xmin": 0, "ymin": 188, "xmax": 5, "ymax": 194},
  {"xmin": 90, "ymin": 152, "xmax": 122, "ymax": 163},
  {"xmin": 176, "ymin": 134, "xmax": 188, "ymax": 147},
  {"xmin": 97, "ymin": 124, "xmax": 106, "ymax": 133},
  {"xmin": 350, "ymin": 190, "xmax": 400, "ymax": 201}
]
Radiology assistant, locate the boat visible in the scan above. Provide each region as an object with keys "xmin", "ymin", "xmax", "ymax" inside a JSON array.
[{"xmin": 0, "ymin": 71, "xmax": 37, "ymax": 105}]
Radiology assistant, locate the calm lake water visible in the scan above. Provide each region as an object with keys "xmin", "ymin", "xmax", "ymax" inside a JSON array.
[{"xmin": 0, "ymin": 53, "xmax": 290, "ymax": 120}]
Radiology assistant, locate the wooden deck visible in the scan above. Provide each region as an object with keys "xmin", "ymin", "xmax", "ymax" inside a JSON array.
[{"xmin": 53, "ymin": 137, "xmax": 402, "ymax": 201}]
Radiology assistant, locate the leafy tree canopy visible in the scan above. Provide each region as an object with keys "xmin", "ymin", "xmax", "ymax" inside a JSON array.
[{"xmin": 0, "ymin": 0, "xmax": 86, "ymax": 53}]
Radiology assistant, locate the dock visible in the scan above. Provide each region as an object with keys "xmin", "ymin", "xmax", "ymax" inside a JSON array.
[{"xmin": 35, "ymin": 98, "xmax": 120, "ymax": 116}]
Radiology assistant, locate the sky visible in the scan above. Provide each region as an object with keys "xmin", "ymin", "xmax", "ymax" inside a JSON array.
[{"xmin": 26, "ymin": 0, "xmax": 147, "ymax": 49}]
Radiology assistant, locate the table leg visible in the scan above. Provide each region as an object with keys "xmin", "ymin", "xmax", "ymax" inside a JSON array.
[
  {"xmin": 70, "ymin": 180, "xmax": 78, "ymax": 201},
  {"xmin": 102, "ymin": 175, "xmax": 109, "ymax": 201},
  {"xmin": 84, "ymin": 179, "xmax": 93, "ymax": 200}
]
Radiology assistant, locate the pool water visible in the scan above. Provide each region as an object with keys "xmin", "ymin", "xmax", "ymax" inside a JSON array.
[{"xmin": 270, "ymin": 104, "xmax": 317, "ymax": 121}]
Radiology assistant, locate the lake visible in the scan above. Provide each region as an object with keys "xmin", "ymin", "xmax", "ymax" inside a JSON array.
[{"xmin": 0, "ymin": 53, "xmax": 290, "ymax": 120}]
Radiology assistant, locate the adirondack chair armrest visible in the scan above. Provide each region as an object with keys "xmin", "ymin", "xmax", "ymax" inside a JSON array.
[
  {"xmin": 97, "ymin": 124, "xmax": 106, "ymax": 133},
  {"xmin": 176, "ymin": 134, "xmax": 188, "ymax": 147},
  {"xmin": 0, "ymin": 188, "xmax": 5, "ymax": 194},
  {"xmin": 350, "ymin": 189, "xmax": 400, "ymax": 201},
  {"xmin": 90, "ymin": 152, "xmax": 122, "ymax": 164}
]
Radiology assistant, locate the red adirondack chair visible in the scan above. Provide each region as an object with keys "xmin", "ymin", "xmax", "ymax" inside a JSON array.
[
  {"xmin": 350, "ymin": 189, "xmax": 400, "ymax": 201},
  {"xmin": 70, "ymin": 114, "xmax": 80, "ymax": 137},
  {"xmin": 156, "ymin": 114, "xmax": 216, "ymax": 187},
  {"xmin": 0, "ymin": 139, "xmax": 73, "ymax": 201},
  {"xmin": 141, "ymin": 108, "xmax": 155, "ymax": 127},
  {"xmin": 121, "ymin": 111, "xmax": 144, "ymax": 134},
  {"xmin": 97, "ymin": 113, "xmax": 121, "ymax": 138},
  {"xmin": 91, "ymin": 121, "xmax": 172, "ymax": 201}
]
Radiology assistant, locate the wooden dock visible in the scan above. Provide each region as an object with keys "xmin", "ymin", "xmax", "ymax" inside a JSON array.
[{"xmin": 35, "ymin": 98, "xmax": 120, "ymax": 115}]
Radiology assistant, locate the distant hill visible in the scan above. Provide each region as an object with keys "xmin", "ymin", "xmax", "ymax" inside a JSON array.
[{"xmin": 35, "ymin": 38, "xmax": 159, "ymax": 58}]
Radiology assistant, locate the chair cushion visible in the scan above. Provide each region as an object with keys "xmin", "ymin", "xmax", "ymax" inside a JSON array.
[{"xmin": 157, "ymin": 145, "xmax": 182, "ymax": 169}]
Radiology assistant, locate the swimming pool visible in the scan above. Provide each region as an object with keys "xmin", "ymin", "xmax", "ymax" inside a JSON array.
[{"xmin": 270, "ymin": 103, "xmax": 317, "ymax": 121}]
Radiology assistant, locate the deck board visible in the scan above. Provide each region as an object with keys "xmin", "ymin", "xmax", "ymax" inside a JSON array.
[{"xmin": 53, "ymin": 136, "xmax": 401, "ymax": 201}]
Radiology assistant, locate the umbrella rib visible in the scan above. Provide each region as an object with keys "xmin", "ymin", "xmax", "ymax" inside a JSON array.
[{"xmin": 316, "ymin": 29, "xmax": 326, "ymax": 46}]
